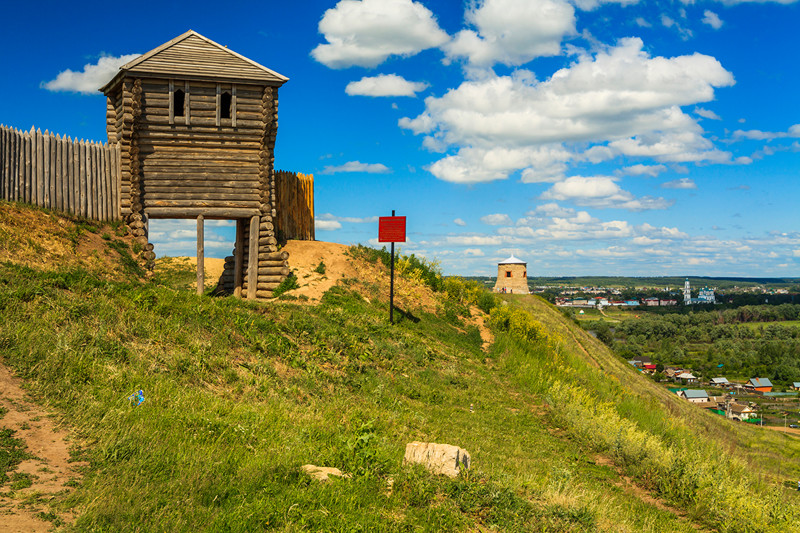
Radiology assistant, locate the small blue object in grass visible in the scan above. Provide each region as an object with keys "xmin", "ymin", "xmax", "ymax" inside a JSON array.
[{"xmin": 127, "ymin": 389, "xmax": 145, "ymax": 407}]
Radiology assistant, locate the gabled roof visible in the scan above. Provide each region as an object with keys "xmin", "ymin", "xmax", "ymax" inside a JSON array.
[
  {"xmin": 680, "ymin": 390, "xmax": 709, "ymax": 400},
  {"xmin": 747, "ymin": 378, "xmax": 773, "ymax": 388},
  {"xmin": 498, "ymin": 255, "xmax": 526, "ymax": 265},
  {"xmin": 677, "ymin": 372, "xmax": 697, "ymax": 380},
  {"xmin": 101, "ymin": 30, "xmax": 288, "ymax": 93},
  {"xmin": 711, "ymin": 377, "xmax": 729, "ymax": 384}
]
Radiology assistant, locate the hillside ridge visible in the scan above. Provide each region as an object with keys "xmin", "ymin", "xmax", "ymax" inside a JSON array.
[{"xmin": 0, "ymin": 203, "xmax": 798, "ymax": 531}]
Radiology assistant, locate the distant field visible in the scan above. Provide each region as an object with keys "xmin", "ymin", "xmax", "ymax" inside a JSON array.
[
  {"xmin": 737, "ymin": 320, "xmax": 800, "ymax": 329},
  {"xmin": 569, "ymin": 307, "xmax": 645, "ymax": 322}
]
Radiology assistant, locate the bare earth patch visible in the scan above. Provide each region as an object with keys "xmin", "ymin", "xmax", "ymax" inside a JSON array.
[
  {"xmin": 466, "ymin": 306, "xmax": 494, "ymax": 351},
  {"xmin": 282, "ymin": 240, "xmax": 358, "ymax": 303},
  {"xmin": 0, "ymin": 202, "xmax": 145, "ymax": 280},
  {"xmin": 0, "ymin": 362, "xmax": 85, "ymax": 531}
]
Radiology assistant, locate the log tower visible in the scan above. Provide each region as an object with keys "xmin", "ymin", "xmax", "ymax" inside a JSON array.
[{"xmin": 101, "ymin": 30, "xmax": 289, "ymax": 298}]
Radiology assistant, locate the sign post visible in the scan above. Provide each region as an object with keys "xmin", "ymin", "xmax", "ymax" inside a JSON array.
[{"xmin": 378, "ymin": 211, "xmax": 406, "ymax": 324}]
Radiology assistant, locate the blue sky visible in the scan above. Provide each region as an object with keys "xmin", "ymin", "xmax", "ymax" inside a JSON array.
[{"xmin": 2, "ymin": 0, "xmax": 799, "ymax": 277}]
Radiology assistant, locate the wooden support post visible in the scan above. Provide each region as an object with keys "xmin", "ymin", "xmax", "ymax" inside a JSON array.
[
  {"xmin": 197, "ymin": 214, "xmax": 204, "ymax": 296},
  {"xmin": 247, "ymin": 215, "xmax": 258, "ymax": 299},
  {"xmin": 234, "ymin": 219, "xmax": 244, "ymax": 298}
]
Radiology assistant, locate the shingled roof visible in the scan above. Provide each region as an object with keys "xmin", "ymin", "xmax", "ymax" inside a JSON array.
[{"xmin": 101, "ymin": 30, "xmax": 288, "ymax": 93}]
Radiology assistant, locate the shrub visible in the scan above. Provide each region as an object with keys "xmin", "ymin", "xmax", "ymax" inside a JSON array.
[
  {"xmin": 272, "ymin": 273, "xmax": 299, "ymax": 297},
  {"xmin": 488, "ymin": 305, "xmax": 548, "ymax": 344}
]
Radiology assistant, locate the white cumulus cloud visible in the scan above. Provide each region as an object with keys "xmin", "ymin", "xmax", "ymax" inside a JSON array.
[
  {"xmin": 43, "ymin": 54, "xmax": 139, "ymax": 94},
  {"xmin": 661, "ymin": 178, "xmax": 697, "ymax": 189},
  {"xmin": 621, "ymin": 164, "xmax": 667, "ymax": 177},
  {"xmin": 316, "ymin": 220, "xmax": 343, "ymax": 231},
  {"xmin": 695, "ymin": 107, "xmax": 722, "ymax": 120},
  {"xmin": 453, "ymin": 218, "xmax": 467, "ymax": 226},
  {"xmin": 702, "ymin": 10, "xmax": 724, "ymax": 29},
  {"xmin": 345, "ymin": 74, "xmax": 429, "ymax": 97},
  {"xmin": 570, "ymin": 0, "xmax": 639, "ymax": 9},
  {"xmin": 311, "ymin": 0, "xmax": 449, "ymax": 68},
  {"xmin": 320, "ymin": 161, "xmax": 391, "ymax": 174},
  {"xmin": 481, "ymin": 213, "xmax": 514, "ymax": 225},
  {"xmin": 540, "ymin": 176, "xmax": 673, "ymax": 210},
  {"xmin": 442, "ymin": 0, "xmax": 576, "ymax": 67},
  {"xmin": 402, "ymin": 38, "xmax": 735, "ymax": 183}
]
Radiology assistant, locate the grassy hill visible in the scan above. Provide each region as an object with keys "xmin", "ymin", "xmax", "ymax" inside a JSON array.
[{"xmin": 0, "ymin": 202, "xmax": 799, "ymax": 532}]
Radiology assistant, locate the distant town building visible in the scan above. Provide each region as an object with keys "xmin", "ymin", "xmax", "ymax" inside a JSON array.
[
  {"xmin": 745, "ymin": 378, "xmax": 773, "ymax": 393},
  {"xmin": 683, "ymin": 278, "xmax": 716, "ymax": 305},
  {"xmin": 728, "ymin": 403, "xmax": 757, "ymax": 422},
  {"xmin": 678, "ymin": 390, "xmax": 710, "ymax": 404},
  {"xmin": 710, "ymin": 377, "xmax": 730, "ymax": 388},
  {"xmin": 493, "ymin": 256, "xmax": 529, "ymax": 294}
]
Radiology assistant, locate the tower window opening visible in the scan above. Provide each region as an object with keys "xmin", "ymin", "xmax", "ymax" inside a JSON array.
[
  {"xmin": 221, "ymin": 91, "xmax": 232, "ymax": 119},
  {"xmin": 506, "ymin": 271, "xmax": 512, "ymax": 277},
  {"xmin": 174, "ymin": 89, "xmax": 185, "ymax": 117}
]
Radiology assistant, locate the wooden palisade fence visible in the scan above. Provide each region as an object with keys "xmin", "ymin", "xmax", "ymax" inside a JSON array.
[
  {"xmin": 0, "ymin": 125, "xmax": 121, "ymax": 221},
  {"xmin": 275, "ymin": 170, "xmax": 314, "ymax": 241}
]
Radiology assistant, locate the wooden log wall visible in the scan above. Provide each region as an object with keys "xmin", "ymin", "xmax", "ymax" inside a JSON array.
[
  {"xmin": 275, "ymin": 170, "xmax": 314, "ymax": 242},
  {"xmin": 125, "ymin": 78, "xmax": 267, "ymax": 214},
  {"xmin": 0, "ymin": 124, "xmax": 121, "ymax": 221},
  {"xmin": 214, "ymin": 243, "xmax": 290, "ymax": 297}
]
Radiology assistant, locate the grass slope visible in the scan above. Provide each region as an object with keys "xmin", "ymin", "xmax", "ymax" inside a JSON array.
[{"xmin": 0, "ymin": 204, "xmax": 798, "ymax": 532}]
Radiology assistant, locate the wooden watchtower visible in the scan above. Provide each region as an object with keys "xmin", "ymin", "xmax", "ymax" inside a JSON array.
[{"xmin": 100, "ymin": 30, "xmax": 289, "ymax": 298}]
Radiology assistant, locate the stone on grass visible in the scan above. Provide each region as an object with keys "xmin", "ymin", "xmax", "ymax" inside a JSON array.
[
  {"xmin": 403, "ymin": 441, "xmax": 470, "ymax": 478},
  {"xmin": 301, "ymin": 464, "xmax": 351, "ymax": 482}
]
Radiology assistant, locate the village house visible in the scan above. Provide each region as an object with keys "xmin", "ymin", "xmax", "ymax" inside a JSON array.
[
  {"xmin": 728, "ymin": 403, "xmax": 757, "ymax": 422},
  {"xmin": 791, "ymin": 382, "xmax": 800, "ymax": 391},
  {"xmin": 709, "ymin": 377, "xmax": 730, "ymax": 388},
  {"xmin": 744, "ymin": 378, "xmax": 773, "ymax": 394},
  {"xmin": 676, "ymin": 372, "xmax": 698, "ymax": 385},
  {"xmin": 678, "ymin": 390, "xmax": 709, "ymax": 404}
]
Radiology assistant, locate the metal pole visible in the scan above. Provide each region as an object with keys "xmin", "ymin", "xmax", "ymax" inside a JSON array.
[{"xmin": 390, "ymin": 209, "xmax": 395, "ymax": 325}]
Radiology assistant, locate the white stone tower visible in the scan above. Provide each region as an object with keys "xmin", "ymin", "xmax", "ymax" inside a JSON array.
[
  {"xmin": 493, "ymin": 256, "xmax": 529, "ymax": 294},
  {"xmin": 683, "ymin": 278, "xmax": 691, "ymax": 305}
]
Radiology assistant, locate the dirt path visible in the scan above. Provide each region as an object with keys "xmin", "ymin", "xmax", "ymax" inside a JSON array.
[
  {"xmin": 467, "ymin": 306, "xmax": 494, "ymax": 351},
  {"xmin": 0, "ymin": 362, "xmax": 84, "ymax": 531},
  {"xmin": 593, "ymin": 454, "xmax": 709, "ymax": 532},
  {"xmin": 764, "ymin": 425, "xmax": 800, "ymax": 436}
]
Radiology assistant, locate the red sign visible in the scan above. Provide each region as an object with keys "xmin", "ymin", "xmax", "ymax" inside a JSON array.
[{"xmin": 378, "ymin": 216, "xmax": 406, "ymax": 242}]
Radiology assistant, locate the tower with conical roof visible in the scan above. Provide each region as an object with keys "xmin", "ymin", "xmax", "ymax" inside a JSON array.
[{"xmin": 493, "ymin": 255, "xmax": 529, "ymax": 294}]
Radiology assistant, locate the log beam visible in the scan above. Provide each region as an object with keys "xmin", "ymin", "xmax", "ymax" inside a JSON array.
[
  {"xmin": 197, "ymin": 214, "xmax": 204, "ymax": 296},
  {"xmin": 247, "ymin": 215, "xmax": 258, "ymax": 299}
]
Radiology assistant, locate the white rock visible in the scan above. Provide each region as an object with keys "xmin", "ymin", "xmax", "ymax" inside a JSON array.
[
  {"xmin": 301, "ymin": 464, "xmax": 351, "ymax": 482},
  {"xmin": 403, "ymin": 441, "xmax": 471, "ymax": 478}
]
